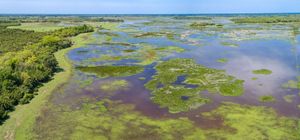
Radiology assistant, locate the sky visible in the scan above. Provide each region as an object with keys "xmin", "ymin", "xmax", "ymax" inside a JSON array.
[{"xmin": 0, "ymin": 0, "xmax": 300, "ymax": 14}]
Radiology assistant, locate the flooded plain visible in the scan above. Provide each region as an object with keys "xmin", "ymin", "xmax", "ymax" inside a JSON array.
[{"xmin": 34, "ymin": 16, "xmax": 300, "ymax": 139}]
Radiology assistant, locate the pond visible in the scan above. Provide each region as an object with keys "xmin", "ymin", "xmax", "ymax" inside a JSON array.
[{"xmin": 34, "ymin": 16, "xmax": 300, "ymax": 139}]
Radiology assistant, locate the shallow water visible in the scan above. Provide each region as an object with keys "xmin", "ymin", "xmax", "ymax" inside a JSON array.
[{"xmin": 48, "ymin": 16, "xmax": 300, "ymax": 130}]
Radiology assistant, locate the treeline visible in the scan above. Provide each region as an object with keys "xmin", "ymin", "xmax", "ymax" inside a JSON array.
[
  {"xmin": 0, "ymin": 25, "xmax": 94, "ymax": 121},
  {"xmin": 0, "ymin": 28, "xmax": 46, "ymax": 53},
  {"xmin": 232, "ymin": 16, "xmax": 300, "ymax": 23},
  {"xmin": 0, "ymin": 21, "xmax": 21, "ymax": 28}
]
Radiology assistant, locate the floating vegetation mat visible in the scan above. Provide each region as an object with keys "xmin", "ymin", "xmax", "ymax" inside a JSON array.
[{"xmin": 145, "ymin": 58, "xmax": 244, "ymax": 113}]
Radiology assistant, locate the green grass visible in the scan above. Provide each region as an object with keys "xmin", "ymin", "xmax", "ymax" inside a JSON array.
[
  {"xmin": 8, "ymin": 22, "xmax": 65, "ymax": 32},
  {"xmin": 259, "ymin": 95, "xmax": 276, "ymax": 102},
  {"xmin": 252, "ymin": 69, "xmax": 272, "ymax": 75},
  {"xmin": 0, "ymin": 32, "xmax": 94, "ymax": 140}
]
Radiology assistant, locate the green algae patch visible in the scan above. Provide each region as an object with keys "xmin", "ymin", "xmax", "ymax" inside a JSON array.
[
  {"xmin": 252, "ymin": 77, "xmax": 258, "ymax": 80},
  {"xmin": 34, "ymin": 99, "xmax": 206, "ymax": 140},
  {"xmin": 283, "ymin": 95, "xmax": 296, "ymax": 103},
  {"xmin": 259, "ymin": 95, "xmax": 276, "ymax": 102},
  {"xmin": 217, "ymin": 58, "xmax": 228, "ymax": 63},
  {"xmin": 145, "ymin": 58, "xmax": 244, "ymax": 113},
  {"xmin": 76, "ymin": 65, "xmax": 144, "ymax": 78},
  {"xmin": 138, "ymin": 77, "xmax": 146, "ymax": 80},
  {"xmin": 252, "ymin": 69, "xmax": 272, "ymax": 75},
  {"xmin": 100, "ymin": 80, "xmax": 129, "ymax": 92},
  {"xmin": 203, "ymin": 102, "xmax": 300, "ymax": 140}
]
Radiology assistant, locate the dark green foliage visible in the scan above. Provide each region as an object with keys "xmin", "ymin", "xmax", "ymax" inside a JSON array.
[
  {"xmin": 232, "ymin": 16, "xmax": 300, "ymax": 23},
  {"xmin": 0, "ymin": 28, "xmax": 46, "ymax": 53},
  {"xmin": 0, "ymin": 25, "xmax": 94, "ymax": 121},
  {"xmin": 0, "ymin": 21, "xmax": 21, "ymax": 28}
]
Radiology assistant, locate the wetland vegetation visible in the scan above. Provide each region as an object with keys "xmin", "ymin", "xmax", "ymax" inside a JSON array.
[{"xmin": 0, "ymin": 14, "xmax": 300, "ymax": 140}]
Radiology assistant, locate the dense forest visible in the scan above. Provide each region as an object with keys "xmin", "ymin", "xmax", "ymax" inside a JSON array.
[{"xmin": 0, "ymin": 23, "xmax": 93, "ymax": 121}]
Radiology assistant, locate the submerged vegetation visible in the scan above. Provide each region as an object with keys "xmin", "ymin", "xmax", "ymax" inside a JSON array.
[
  {"xmin": 202, "ymin": 102, "xmax": 300, "ymax": 140},
  {"xmin": 145, "ymin": 58, "xmax": 244, "ymax": 113},
  {"xmin": 100, "ymin": 80, "xmax": 129, "ymax": 92},
  {"xmin": 34, "ymin": 98, "xmax": 300, "ymax": 140},
  {"xmin": 76, "ymin": 65, "xmax": 144, "ymax": 78}
]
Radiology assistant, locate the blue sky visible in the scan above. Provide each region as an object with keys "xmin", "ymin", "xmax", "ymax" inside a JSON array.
[{"xmin": 0, "ymin": 0, "xmax": 300, "ymax": 14}]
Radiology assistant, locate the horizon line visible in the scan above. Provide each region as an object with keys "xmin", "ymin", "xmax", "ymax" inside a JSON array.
[{"xmin": 0, "ymin": 12, "xmax": 300, "ymax": 16}]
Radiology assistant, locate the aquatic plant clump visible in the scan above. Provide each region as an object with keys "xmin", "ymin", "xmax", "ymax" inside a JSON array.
[
  {"xmin": 145, "ymin": 58, "xmax": 244, "ymax": 113},
  {"xmin": 259, "ymin": 95, "xmax": 276, "ymax": 102},
  {"xmin": 76, "ymin": 65, "xmax": 144, "ymax": 78},
  {"xmin": 217, "ymin": 58, "xmax": 228, "ymax": 63},
  {"xmin": 190, "ymin": 22, "xmax": 223, "ymax": 29},
  {"xmin": 283, "ymin": 95, "xmax": 296, "ymax": 103},
  {"xmin": 282, "ymin": 76, "xmax": 300, "ymax": 89},
  {"xmin": 252, "ymin": 69, "xmax": 272, "ymax": 75},
  {"xmin": 203, "ymin": 102, "xmax": 300, "ymax": 140}
]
